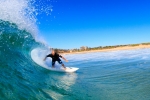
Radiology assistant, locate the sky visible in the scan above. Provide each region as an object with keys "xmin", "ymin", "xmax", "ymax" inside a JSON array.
[{"xmin": 37, "ymin": 0, "xmax": 150, "ymax": 49}]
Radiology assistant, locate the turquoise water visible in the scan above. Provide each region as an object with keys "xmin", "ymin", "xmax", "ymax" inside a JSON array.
[{"xmin": 0, "ymin": 20, "xmax": 150, "ymax": 99}]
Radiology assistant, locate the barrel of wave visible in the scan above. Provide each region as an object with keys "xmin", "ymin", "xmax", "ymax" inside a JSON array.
[{"xmin": 31, "ymin": 48, "xmax": 79, "ymax": 73}]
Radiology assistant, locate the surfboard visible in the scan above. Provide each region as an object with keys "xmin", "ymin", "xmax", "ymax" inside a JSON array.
[{"xmin": 31, "ymin": 48, "xmax": 79, "ymax": 73}]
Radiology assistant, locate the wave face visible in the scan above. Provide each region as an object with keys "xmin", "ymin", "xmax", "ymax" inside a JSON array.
[
  {"xmin": 0, "ymin": 20, "xmax": 77, "ymax": 100},
  {"xmin": 0, "ymin": 19, "xmax": 45, "ymax": 99}
]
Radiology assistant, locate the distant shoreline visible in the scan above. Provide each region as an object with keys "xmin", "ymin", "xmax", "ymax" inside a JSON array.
[{"xmin": 61, "ymin": 44, "xmax": 150, "ymax": 55}]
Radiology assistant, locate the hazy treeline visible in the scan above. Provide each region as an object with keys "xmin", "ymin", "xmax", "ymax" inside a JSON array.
[{"xmin": 53, "ymin": 42, "xmax": 150, "ymax": 53}]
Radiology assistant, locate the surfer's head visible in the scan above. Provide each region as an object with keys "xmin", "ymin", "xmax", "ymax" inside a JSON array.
[{"xmin": 51, "ymin": 48, "xmax": 55, "ymax": 55}]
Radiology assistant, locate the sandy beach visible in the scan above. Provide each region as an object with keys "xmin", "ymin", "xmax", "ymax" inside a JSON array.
[{"xmin": 61, "ymin": 44, "xmax": 150, "ymax": 55}]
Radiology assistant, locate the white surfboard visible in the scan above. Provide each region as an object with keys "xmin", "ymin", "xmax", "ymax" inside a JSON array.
[{"xmin": 31, "ymin": 48, "xmax": 79, "ymax": 73}]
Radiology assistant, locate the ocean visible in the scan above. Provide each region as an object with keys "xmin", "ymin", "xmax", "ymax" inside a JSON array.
[{"xmin": 0, "ymin": 0, "xmax": 150, "ymax": 100}]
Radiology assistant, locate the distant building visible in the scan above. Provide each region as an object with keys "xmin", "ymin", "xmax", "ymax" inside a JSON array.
[
  {"xmin": 70, "ymin": 49, "xmax": 73, "ymax": 53},
  {"xmin": 80, "ymin": 46, "xmax": 88, "ymax": 51}
]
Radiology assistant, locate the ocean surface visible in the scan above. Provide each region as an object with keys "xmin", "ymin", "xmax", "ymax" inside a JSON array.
[
  {"xmin": 0, "ymin": 0, "xmax": 150, "ymax": 100},
  {"xmin": 1, "ymin": 21, "xmax": 150, "ymax": 99}
]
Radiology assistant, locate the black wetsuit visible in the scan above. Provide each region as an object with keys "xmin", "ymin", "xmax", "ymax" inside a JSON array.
[{"xmin": 46, "ymin": 53, "xmax": 63, "ymax": 66}]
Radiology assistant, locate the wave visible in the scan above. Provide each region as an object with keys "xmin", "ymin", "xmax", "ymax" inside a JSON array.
[
  {"xmin": 0, "ymin": 1, "xmax": 76, "ymax": 99},
  {"xmin": 0, "ymin": 19, "xmax": 44, "ymax": 67},
  {"xmin": 0, "ymin": 20, "xmax": 77, "ymax": 99},
  {"xmin": 0, "ymin": 0, "xmax": 49, "ymax": 64}
]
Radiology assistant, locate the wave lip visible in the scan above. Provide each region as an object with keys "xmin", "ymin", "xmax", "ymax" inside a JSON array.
[{"xmin": 0, "ymin": 0, "xmax": 38, "ymax": 36}]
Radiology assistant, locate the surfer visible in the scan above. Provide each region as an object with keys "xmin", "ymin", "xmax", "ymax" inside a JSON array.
[{"xmin": 43, "ymin": 49, "xmax": 68, "ymax": 69}]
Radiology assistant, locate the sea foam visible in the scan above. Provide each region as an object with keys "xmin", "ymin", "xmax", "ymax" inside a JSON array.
[
  {"xmin": 0, "ymin": 0, "xmax": 53, "ymax": 46},
  {"xmin": 0, "ymin": 0, "xmax": 37, "ymax": 35}
]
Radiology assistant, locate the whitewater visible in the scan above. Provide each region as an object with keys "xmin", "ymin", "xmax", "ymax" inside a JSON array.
[{"xmin": 0, "ymin": 0, "xmax": 150, "ymax": 100}]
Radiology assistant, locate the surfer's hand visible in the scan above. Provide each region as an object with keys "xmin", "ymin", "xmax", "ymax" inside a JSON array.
[{"xmin": 65, "ymin": 60, "xmax": 68, "ymax": 62}]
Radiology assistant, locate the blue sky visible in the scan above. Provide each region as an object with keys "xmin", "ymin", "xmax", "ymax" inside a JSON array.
[{"xmin": 37, "ymin": 0, "xmax": 150, "ymax": 49}]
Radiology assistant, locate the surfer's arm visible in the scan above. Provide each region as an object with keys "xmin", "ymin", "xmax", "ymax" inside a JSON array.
[
  {"xmin": 61, "ymin": 56, "xmax": 68, "ymax": 62},
  {"xmin": 43, "ymin": 56, "xmax": 47, "ymax": 61},
  {"xmin": 43, "ymin": 54, "xmax": 51, "ymax": 61}
]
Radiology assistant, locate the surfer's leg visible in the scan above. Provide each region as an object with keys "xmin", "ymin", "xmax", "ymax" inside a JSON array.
[
  {"xmin": 58, "ymin": 59, "xmax": 66, "ymax": 69},
  {"xmin": 62, "ymin": 64, "xmax": 66, "ymax": 69}
]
